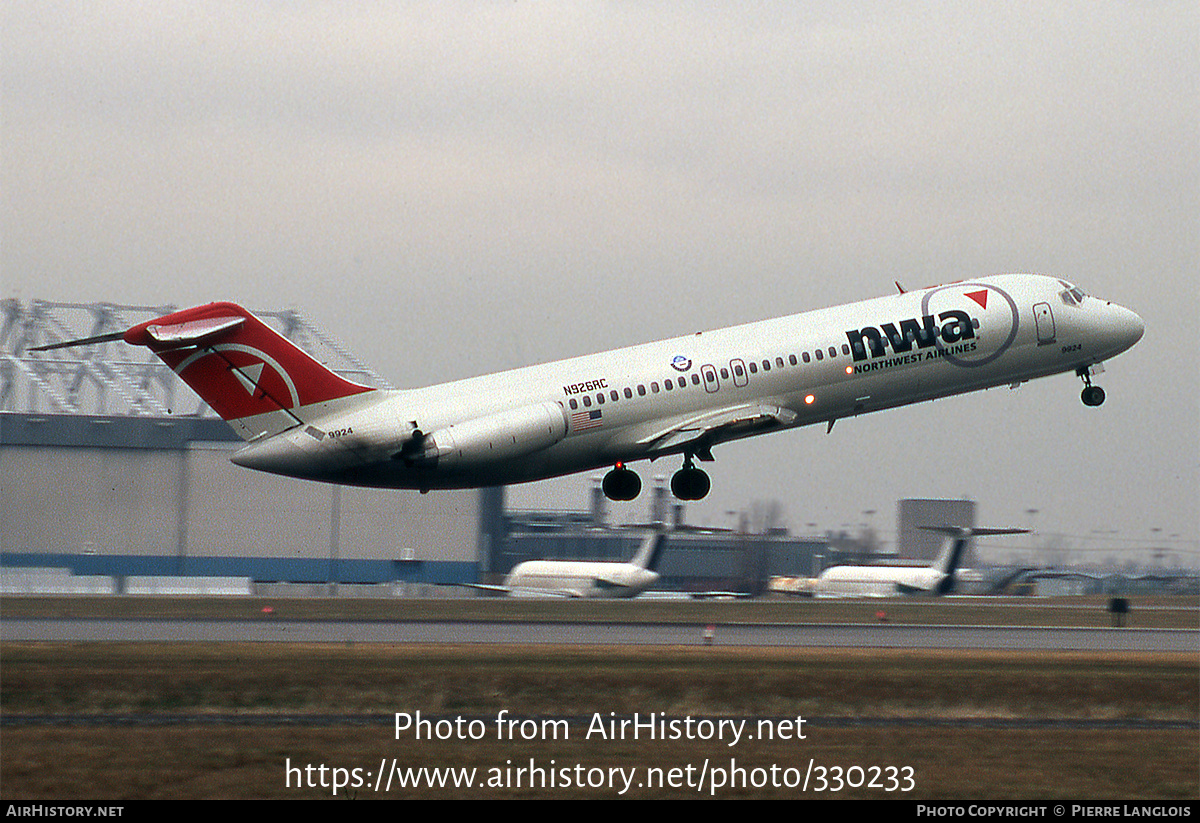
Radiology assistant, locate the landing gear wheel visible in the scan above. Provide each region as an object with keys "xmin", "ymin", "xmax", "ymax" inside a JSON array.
[
  {"xmin": 670, "ymin": 466, "xmax": 711, "ymax": 500},
  {"xmin": 1081, "ymin": 385, "xmax": 1106, "ymax": 406},
  {"xmin": 1077, "ymin": 366, "xmax": 1107, "ymax": 407},
  {"xmin": 602, "ymin": 466, "xmax": 642, "ymax": 501}
]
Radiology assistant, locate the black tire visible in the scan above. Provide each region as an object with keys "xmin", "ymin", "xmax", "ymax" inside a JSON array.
[
  {"xmin": 603, "ymin": 467, "xmax": 641, "ymax": 500},
  {"xmin": 671, "ymin": 467, "xmax": 711, "ymax": 500}
]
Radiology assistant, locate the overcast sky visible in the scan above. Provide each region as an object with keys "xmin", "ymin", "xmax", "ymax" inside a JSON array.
[{"xmin": 4, "ymin": 2, "xmax": 1197, "ymax": 564}]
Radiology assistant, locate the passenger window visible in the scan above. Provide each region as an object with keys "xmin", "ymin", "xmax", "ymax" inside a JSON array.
[
  {"xmin": 841, "ymin": 344, "xmax": 850, "ymax": 356},
  {"xmin": 624, "ymin": 387, "xmax": 632, "ymax": 399},
  {"xmin": 776, "ymin": 357, "xmax": 785, "ymax": 368},
  {"xmin": 789, "ymin": 354, "xmax": 797, "ymax": 366},
  {"xmin": 651, "ymin": 382, "xmax": 659, "ymax": 393},
  {"xmin": 815, "ymin": 350, "xmax": 823, "ymax": 361},
  {"xmin": 597, "ymin": 393, "xmax": 604, "ymax": 404},
  {"xmin": 721, "ymin": 368, "xmax": 729, "ymax": 379},
  {"xmin": 583, "ymin": 395, "xmax": 592, "ymax": 407},
  {"xmin": 828, "ymin": 347, "xmax": 836, "ymax": 358},
  {"xmin": 637, "ymin": 385, "xmax": 646, "ymax": 396},
  {"xmin": 610, "ymin": 390, "xmax": 619, "ymax": 401},
  {"xmin": 802, "ymin": 352, "xmax": 811, "ymax": 363},
  {"xmin": 664, "ymin": 380, "xmax": 673, "ymax": 391},
  {"xmin": 691, "ymin": 374, "xmax": 701, "ymax": 385},
  {"xmin": 569, "ymin": 398, "xmax": 578, "ymax": 410},
  {"xmin": 762, "ymin": 360, "xmax": 770, "ymax": 371},
  {"xmin": 749, "ymin": 362, "xmax": 758, "ymax": 374},
  {"xmin": 733, "ymin": 364, "xmax": 744, "ymax": 377}
]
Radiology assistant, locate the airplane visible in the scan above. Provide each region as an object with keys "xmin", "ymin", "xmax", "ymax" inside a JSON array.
[
  {"xmin": 804, "ymin": 526, "xmax": 1029, "ymax": 598},
  {"xmin": 32, "ymin": 273, "xmax": 1143, "ymax": 502},
  {"xmin": 467, "ymin": 530, "xmax": 666, "ymax": 598}
]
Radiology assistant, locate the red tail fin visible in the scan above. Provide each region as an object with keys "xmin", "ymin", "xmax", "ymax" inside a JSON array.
[{"xmin": 124, "ymin": 302, "xmax": 374, "ymax": 439}]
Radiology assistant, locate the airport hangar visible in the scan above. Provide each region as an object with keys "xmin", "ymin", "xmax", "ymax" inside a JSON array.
[
  {"xmin": 1, "ymin": 300, "xmax": 842, "ymax": 595},
  {"xmin": 0, "ymin": 411, "xmax": 830, "ymax": 595}
]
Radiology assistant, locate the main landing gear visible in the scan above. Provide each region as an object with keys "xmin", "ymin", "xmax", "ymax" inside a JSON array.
[
  {"xmin": 1077, "ymin": 366, "xmax": 1106, "ymax": 407},
  {"xmin": 670, "ymin": 454, "xmax": 711, "ymax": 501},
  {"xmin": 601, "ymin": 454, "xmax": 713, "ymax": 502},
  {"xmin": 602, "ymin": 462, "xmax": 641, "ymax": 501}
]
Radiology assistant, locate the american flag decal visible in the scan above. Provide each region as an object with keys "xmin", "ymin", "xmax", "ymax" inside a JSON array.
[{"xmin": 571, "ymin": 409, "xmax": 603, "ymax": 431}]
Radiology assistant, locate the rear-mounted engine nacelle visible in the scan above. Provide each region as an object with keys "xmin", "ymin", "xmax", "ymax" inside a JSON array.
[{"xmin": 405, "ymin": 402, "xmax": 568, "ymax": 469}]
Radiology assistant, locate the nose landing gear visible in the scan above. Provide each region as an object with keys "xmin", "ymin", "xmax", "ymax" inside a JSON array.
[{"xmin": 1078, "ymin": 367, "xmax": 1106, "ymax": 406}]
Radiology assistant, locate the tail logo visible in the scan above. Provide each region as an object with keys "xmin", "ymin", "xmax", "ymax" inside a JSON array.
[
  {"xmin": 233, "ymin": 363, "xmax": 265, "ymax": 395},
  {"xmin": 173, "ymin": 343, "xmax": 301, "ymax": 410}
]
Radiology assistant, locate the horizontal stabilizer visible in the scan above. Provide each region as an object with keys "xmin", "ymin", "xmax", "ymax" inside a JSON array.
[
  {"xmin": 919, "ymin": 526, "xmax": 1029, "ymax": 537},
  {"xmin": 30, "ymin": 331, "xmax": 126, "ymax": 352},
  {"xmin": 143, "ymin": 315, "xmax": 245, "ymax": 347}
]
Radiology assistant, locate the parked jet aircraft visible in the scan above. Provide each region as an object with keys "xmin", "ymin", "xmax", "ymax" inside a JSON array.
[
  {"xmin": 469, "ymin": 531, "xmax": 666, "ymax": 598},
  {"xmin": 810, "ymin": 526, "xmax": 1029, "ymax": 598},
  {"xmin": 33, "ymin": 274, "xmax": 1143, "ymax": 501}
]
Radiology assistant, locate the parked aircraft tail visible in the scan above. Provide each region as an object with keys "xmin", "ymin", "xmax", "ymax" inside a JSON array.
[
  {"xmin": 630, "ymin": 530, "xmax": 668, "ymax": 571},
  {"xmin": 921, "ymin": 526, "xmax": 1029, "ymax": 594}
]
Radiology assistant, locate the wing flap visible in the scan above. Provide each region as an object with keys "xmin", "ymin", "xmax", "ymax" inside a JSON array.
[{"xmin": 636, "ymin": 403, "xmax": 798, "ymax": 454}]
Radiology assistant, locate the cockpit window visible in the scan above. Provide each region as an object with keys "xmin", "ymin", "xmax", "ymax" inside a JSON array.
[{"xmin": 1059, "ymin": 285, "xmax": 1087, "ymax": 307}]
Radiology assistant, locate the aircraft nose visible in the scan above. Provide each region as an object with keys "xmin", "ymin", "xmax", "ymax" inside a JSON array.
[
  {"xmin": 1115, "ymin": 304, "xmax": 1144, "ymax": 349},
  {"xmin": 1102, "ymin": 302, "xmax": 1144, "ymax": 356}
]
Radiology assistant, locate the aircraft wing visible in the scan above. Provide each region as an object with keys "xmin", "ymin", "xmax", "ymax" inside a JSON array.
[
  {"xmin": 635, "ymin": 403, "xmax": 798, "ymax": 457},
  {"xmin": 461, "ymin": 583, "xmax": 584, "ymax": 598},
  {"xmin": 768, "ymin": 576, "xmax": 817, "ymax": 596},
  {"xmin": 1018, "ymin": 569, "xmax": 1112, "ymax": 582},
  {"xmin": 986, "ymin": 566, "xmax": 1038, "ymax": 593},
  {"xmin": 462, "ymin": 583, "xmax": 516, "ymax": 596}
]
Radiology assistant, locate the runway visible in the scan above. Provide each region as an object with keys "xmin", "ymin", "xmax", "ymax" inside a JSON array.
[{"xmin": 3, "ymin": 618, "xmax": 1196, "ymax": 651}]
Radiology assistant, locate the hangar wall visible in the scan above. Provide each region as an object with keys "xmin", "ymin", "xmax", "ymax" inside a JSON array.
[{"xmin": 1, "ymin": 413, "xmax": 499, "ymax": 584}]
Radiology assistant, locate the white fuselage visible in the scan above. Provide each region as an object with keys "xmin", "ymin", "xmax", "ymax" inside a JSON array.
[
  {"xmin": 501, "ymin": 560, "xmax": 660, "ymax": 598},
  {"xmin": 229, "ymin": 274, "xmax": 1144, "ymax": 491},
  {"xmin": 814, "ymin": 564, "xmax": 947, "ymax": 598}
]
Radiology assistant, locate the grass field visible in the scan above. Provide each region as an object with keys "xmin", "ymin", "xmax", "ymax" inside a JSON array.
[{"xmin": 2, "ymin": 641, "xmax": 1196, "ymax": 799}]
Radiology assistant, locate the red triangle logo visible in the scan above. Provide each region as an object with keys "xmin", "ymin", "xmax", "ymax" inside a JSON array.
[{"xmin": 965, "ymin": 289, "xmax": 988, "ymax": 309}]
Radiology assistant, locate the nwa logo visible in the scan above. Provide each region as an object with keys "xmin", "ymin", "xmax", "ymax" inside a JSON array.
[
  {"xmin": 846, "ymin": 285, "xmax": 1020, "ymax": 371},
  {"xmin": 846, "ymin": 310, "xmax": 976, "ymax": 362}
]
